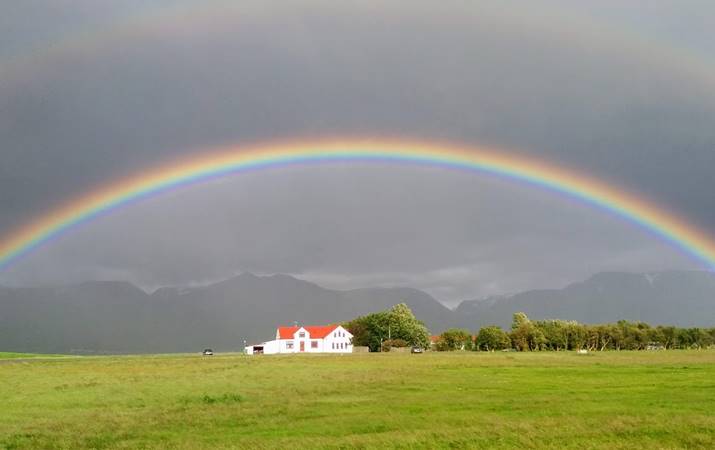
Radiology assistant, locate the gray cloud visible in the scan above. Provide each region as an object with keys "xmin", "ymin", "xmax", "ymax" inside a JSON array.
[{"xmin": 0, "ymin": 1, "xmax": 713, "ymax": 304}]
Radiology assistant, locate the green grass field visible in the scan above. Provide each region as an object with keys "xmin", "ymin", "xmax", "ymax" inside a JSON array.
[{"xmin": 2, "ymin": 351, "xmax": 714, "ymax": 449}]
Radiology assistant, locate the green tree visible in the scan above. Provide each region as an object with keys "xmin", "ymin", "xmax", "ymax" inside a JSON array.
[
  {"xmin": 656, "ymin": 326, "xmax": 677, "ymax": 349},
  {"xmin": 344, "ymin": 310, "xmax": 390, "ymax": 351},
  {"xmin": 618, "ymin": 320, "xmax": 651, "ymax": 350},
  {"xmin": 511, "ymin": 312, "xmax": 531, "ymax": 330},
  {"xmin": 344, "ymin": 303, "xmax": 430, "ymax": 351},
  {"xmin": 510, "ymin": 312, "xmax": 545, "ymax": 351},
  {"xmin": 566, "ymin": 321, "xmax": 588, "ymax": 350},
  {"xmin": 608, "ymin": 323, "xmax": 625, "ymax": 350},
  {"xmin": 588, "ymin": 324, "xmax": 614, "ymax": 351},
  {"xmin": 387, "ymin": 303, "xmax": 431, "ymax": 349},
  {"xmin": 475, "ymin": 326, "xmax": 511, "ymax": 351},
  {"xmin": 679, "ymin": 328, "xmax": 713, "ymax": 349},
  {"xmin": 435, "ymin": 328, "xmax": 472, "ymax": 351},
  {"xmin": 535, "ymin": 320, "xmax": 569, "ymax": 350}
]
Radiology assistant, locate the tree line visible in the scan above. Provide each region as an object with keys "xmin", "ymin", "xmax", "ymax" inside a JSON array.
[
  {"xmin": 343, "ymin": 304, "xmax": 715, "ymax": 352},
  {"xmin": 437, "ymin": 312, "xmax": 715, "ymax": 351}
]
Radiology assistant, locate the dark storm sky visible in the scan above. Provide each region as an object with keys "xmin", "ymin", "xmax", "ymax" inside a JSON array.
[{"xmin": 1, "ymin": 1, "xmax": 714, "ymax": 305}]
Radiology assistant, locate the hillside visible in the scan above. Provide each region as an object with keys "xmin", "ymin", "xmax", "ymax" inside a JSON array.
[{"xmin": 1, "ymin": 271, "xmax": 714, "ymax": 353}]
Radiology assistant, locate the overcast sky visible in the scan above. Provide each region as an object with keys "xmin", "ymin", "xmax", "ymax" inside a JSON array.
[{"xmin": 1, "ymin": 1, "xmax": 714, "ymax": 306}]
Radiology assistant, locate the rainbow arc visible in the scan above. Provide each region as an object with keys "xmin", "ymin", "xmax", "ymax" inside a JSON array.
[{"xmin": 1, "ymin": 140, "xmax": 714, "ymax": 270}]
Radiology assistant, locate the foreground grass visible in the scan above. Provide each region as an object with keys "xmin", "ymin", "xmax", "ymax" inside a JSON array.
[{"xmin": 1, "ymin": 351, "xmax": 714, "ymax": 449}]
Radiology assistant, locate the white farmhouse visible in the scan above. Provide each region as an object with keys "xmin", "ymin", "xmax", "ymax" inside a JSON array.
[{"xmin": 245, "ymin": 324, "xmax": 353, "ymax": 355}]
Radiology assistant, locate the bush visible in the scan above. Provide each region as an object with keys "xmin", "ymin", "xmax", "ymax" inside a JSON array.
[{"xmin": 382, "ymin": 339, "xmax": 408, "ymax": 351}]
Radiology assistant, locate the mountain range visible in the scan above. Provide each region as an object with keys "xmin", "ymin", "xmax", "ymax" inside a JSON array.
[
  {"xmin": 454, "ymin": 271, "xmax": 715, "ymax": 329},
  {"xmin": 1, "ymin": 271, "xmax": 713, "ymax": 353}
]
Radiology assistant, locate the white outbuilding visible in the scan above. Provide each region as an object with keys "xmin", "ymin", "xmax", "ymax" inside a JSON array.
[{"xmin": 245, "ymin": 324, "xmax": 353, "ymax": 355}]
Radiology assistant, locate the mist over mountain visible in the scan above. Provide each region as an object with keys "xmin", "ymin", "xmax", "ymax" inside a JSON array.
[{"xmin": 1, "ymin": 271, "xmax": 713, "ymax": 354}]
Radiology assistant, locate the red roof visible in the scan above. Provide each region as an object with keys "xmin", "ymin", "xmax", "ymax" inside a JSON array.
[{"xmin": 277, "ymin": 325, "xmax": 340, "ymax": 339}]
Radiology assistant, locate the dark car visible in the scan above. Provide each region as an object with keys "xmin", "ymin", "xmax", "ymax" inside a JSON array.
[{"xmin": 202, "ymin": 349, "xmax": 214, "ymax": 356}]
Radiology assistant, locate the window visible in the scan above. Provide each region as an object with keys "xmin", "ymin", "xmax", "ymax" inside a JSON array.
[
  {"xmin": 311, "ymin": 340, "xmax": 318, "ymax": 349},
  {"xmin": 286, "ymin": 341, "xmax": 294, "ymax": 349},
  {"xmin": 299, "ymin": 331, "xmax": 305, "ymax": 338},
  {"xmin": 332, "ymin": 343, "xmax": 335, "ymax": 349}
]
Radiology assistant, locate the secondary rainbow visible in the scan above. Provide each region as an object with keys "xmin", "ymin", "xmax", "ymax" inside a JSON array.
[{"xmin": 1, "ymin": 139, "xmax": 714, "ymax": 271}]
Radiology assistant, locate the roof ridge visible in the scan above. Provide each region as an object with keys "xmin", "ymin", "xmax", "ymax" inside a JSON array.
[{"xmin": 276, "ymin": 324, "xmax": 343, "ymax": 339}]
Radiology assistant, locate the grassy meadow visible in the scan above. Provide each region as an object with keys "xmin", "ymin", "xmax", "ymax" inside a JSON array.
[{"xmin": 1, "ymin": 351, "xmax": 714, "ymax": 449}]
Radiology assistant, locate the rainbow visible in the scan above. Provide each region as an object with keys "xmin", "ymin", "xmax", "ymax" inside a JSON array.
[{"xmin": 1, "ymin": 139, "xmax": 714, "ymax": 271}]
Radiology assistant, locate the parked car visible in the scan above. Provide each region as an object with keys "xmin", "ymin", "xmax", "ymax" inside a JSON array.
[
  {"xmin": 202, "ymin": 349, "xmax": 214, "ymax": 356},
  {"xmin": 411, "ymin": 346, "xmax": 423, "ymax": 354}
]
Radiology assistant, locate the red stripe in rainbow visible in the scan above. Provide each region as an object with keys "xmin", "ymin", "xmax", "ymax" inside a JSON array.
[{"xmin": 1, "ymin": 139, "xmax": 714, "ymax": 270}]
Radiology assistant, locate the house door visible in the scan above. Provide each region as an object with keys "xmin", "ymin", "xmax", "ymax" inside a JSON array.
[{"xmin": 300, "ymin": 341, "xmax": 305, "ymax": 352}]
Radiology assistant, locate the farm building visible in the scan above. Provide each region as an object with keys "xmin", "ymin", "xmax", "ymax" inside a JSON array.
[{"xmin": 245, "ymin": 324, "xmax": 353, "ymax": 355}]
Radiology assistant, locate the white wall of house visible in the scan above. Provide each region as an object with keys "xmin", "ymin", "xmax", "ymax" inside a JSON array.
[{"xmin": 263, "ymin": 339, "xmax": 281, "ymax": 354}]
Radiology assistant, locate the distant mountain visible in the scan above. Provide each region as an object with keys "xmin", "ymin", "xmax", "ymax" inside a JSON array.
[
  {"xmin": 454, "ymin": 271, "xmax": 715, "ymax": 329},
  {"xmin": 0, "ymin": 273, "xmax": 453, "ymax": 353},
  {"xmin": 1, "ymin": 271, "xmax": 714, "ymax": 354}
]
